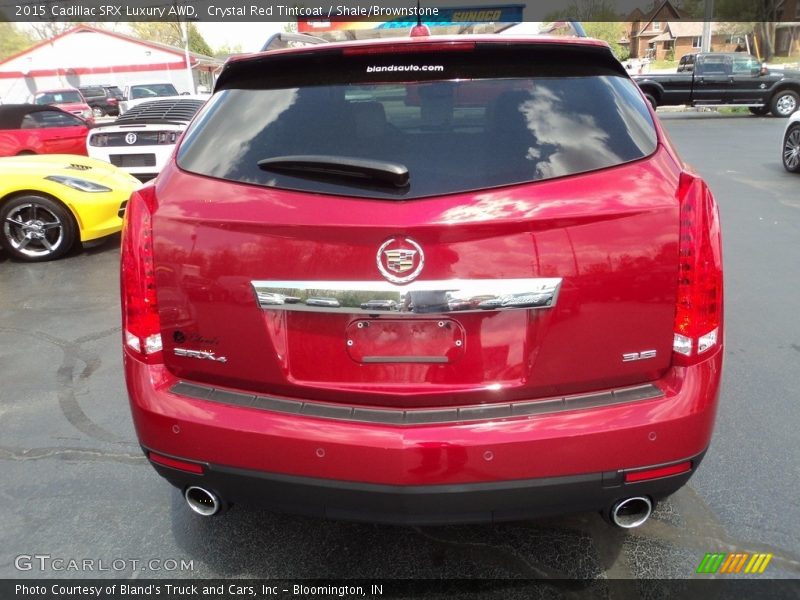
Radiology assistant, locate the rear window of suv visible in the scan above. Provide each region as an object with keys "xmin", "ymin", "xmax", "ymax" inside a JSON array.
[
  {"xmin": 79, "ymin": 87, "xmax": 105, "ymax": 98},
  {"xmin": 131, "ymin": 84, "xmax": 178, "ymax": 99},
  {"xmin": 177, "ymin": 43, "xmax": 658, "ymax": 200}
]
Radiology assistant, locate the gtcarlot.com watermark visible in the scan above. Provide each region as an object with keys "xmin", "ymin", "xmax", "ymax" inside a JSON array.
[{"xmin": 15, "ymin": 554, "xmax": 194, "ymax": 573}]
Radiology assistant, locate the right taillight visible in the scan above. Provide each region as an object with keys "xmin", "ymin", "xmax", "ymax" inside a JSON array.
[
  {"xmin": 121, "ymin": 185, "xmax": 163, "ymax": 362},
  {"xmin": 673, "ymin": 172, "xmax": 723, "ymax": 364}
]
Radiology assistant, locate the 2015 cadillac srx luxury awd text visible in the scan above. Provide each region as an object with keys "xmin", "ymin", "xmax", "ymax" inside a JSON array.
[{"xmin": 121, "ymin": 34, "xmax": 724, "ymax": 527}]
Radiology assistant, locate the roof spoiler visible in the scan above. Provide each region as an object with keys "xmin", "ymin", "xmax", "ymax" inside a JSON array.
[
  {"xmin": 261, "ymin": 32, "xmax": 327, "ymax": 52},
  {"xmin": 262, "ymin": 23, "xmax": 586, "ymax": 53}
]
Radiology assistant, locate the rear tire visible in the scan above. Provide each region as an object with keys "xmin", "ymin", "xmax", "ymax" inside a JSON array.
[
  {"xmin": 749, "ymin": 106, "xmax": 770, "ymax": 116},
  {"xmin": 770, "ymin": 90, "xmax": 799, "ymax": 118},
  {"xmin": 0, "ymin": 195, "xmax": 76, "ymax": 262},
  {"xmin": 783, "ymin": 124, "xmax": 800, "ymax": 173},
  {"xmin": 644, "ymin": 94, "xmax": 658, "ymax": 111}
]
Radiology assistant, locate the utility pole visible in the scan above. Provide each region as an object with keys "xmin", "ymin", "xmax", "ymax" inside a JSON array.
[
  {"xmin": 174, "ymin": 0, "xmax": 194, "ymax": 95},
  {"xmin": 181, "ymin": 20, "xmax": 194, "ymax": 95},
  {"xmin": 701, "ymin": 0, "xmax": 714, "ymax": 52}
]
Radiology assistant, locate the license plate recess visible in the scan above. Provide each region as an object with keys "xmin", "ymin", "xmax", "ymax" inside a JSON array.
[{"xmin": 346, "ymin": 318, "xmax": 465, "ymax": 364}]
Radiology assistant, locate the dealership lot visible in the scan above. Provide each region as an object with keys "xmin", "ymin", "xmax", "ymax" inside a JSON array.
[{"xmin": 1, "ymin": 113, "xmax": 799, "ymax": 583}]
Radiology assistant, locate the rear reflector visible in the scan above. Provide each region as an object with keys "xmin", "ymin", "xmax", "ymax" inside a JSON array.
[
  {"xmin": 149, "ymin": 452, "xmax": 204, "ymax": 474},
  {"xmin": 625, "ymin": 461, "xmax": 692, "ymax": 483}
]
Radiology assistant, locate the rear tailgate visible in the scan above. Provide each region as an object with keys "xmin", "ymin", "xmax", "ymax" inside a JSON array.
[
  {"xmin": 153, "ymin": 38, "xmax": 679, "ymax": 408},
  {"xmin": 154, "ymin": 153, "xmax": 679, "ymax": 407}
]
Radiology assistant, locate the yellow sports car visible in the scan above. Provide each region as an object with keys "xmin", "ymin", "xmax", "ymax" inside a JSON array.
[{"xmin": 0, "ymin": 154, "xmax": 140, "ymax": 261}]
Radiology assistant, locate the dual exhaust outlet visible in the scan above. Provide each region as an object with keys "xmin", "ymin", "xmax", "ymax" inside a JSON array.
[
  {"xmin": 184, "ymin": 485, "xmax": 653, "ymax": 529},
  {"xmin": 184, "ymin": 486, "xmax": 222, "ymax": 517},
  {"xmin": 609, "ymin": 496, "xmax": 653, "ymax": 529}
]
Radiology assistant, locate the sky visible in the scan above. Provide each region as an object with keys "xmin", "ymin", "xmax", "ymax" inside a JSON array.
[{"xmin": 194, "ymin": 22, "xmax": 288, "ymax": 53}]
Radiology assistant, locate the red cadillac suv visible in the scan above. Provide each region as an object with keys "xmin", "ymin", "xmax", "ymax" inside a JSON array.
[{"xmin": 121, "ymin": 34, "xmax": 723, "ymax": 527}]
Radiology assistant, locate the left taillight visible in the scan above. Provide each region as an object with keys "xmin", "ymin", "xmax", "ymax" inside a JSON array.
[
  {"xmin": 672, "ymin": 172, "xmax": 723, "ymax": 364},
  {"xmin": 121, "ymin": 185, "xmax": 162, "ymax": 362}
]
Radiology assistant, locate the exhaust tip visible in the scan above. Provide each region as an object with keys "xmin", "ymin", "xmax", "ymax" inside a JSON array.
[
  {"xmin": 184, "ymin": 486, "xmax": 221, "ymax": 517},
  {"xmin": 610, "ymin": 496, "xmax": 652, "ymax": 529}
]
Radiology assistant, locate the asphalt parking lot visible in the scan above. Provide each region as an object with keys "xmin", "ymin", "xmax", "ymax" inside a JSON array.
[{"xmin": 1, "ymin": 112, "xmax": 799, "ymax": 591}]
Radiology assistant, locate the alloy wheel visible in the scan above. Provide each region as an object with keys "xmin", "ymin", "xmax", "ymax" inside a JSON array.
[
  {"xmin": 776, "ymin": 94, "xmax": 798, "ymax": 117},
  {"xmin": 784, "ymin": 127, "xmax": 800, "ymax": 172},
  {"xmin": 3, "ymin": 202, "xmax": 65, "ymax": 258}
]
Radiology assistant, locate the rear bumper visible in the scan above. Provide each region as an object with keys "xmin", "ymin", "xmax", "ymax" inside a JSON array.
[
  {"xmin": 149, "ymin": 448, "xmax": 705, "ymax": 524},
  {"xmin": 125, "ymin": 348, "xmax": 722, "ymax": 522}
]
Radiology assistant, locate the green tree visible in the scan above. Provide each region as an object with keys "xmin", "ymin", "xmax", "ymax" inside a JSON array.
[
  {"xmin": 27, "ymin": 22, "xmax": 74, "ymax": 41},
  {"xmin": 213, "ymin": 43, "xmax": 243, "ymax": 59},
  {"xmin": 0, "ymin": 22, "xmax": 35, "ymax": 61},
  {"xmin": 544, "ymin": 0, "xmax": 621, "ymax": 21},
  {"xmin": 130, "ymin": 22, "xmax": 213, "ymax": 57},
  {"xmin": 583, "ymin": 22, "xmax": 628, "ymax": 60},
  {"xmin": 677, "ymin": 0, "xmax": 705, "ymax": 18},
  {"xmin": 679, "ymin": 0, "xmax": 777, "ymax": 20},
  {"xmin": 186, "ymin": 24, "xmax": 213, "ymax": 57},
  {"xmin": 715, "ymin": 0, "xmax": 771, "ymax": 20}
]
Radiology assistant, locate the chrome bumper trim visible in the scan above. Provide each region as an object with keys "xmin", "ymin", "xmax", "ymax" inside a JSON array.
[
  {"xmin": 251, "ymin": 278, "xmax": 562, "ymax": 314},
  {"xmin": 169, "ymin": 382, "xmax": 664, "ymax": 426}
]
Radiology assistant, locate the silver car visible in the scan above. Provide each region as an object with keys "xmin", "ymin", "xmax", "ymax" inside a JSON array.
[{"xmin": 783, "ymin": 110, "xmax": 800, "ymax": 173}]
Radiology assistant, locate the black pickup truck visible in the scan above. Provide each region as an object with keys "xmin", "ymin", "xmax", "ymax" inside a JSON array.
[{"xmin": 633, "ymin": 53, "xmax": 800, "ymax": 117}]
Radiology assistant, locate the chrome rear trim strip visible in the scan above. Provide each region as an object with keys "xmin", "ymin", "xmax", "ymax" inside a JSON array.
[
  {"xmin": 251, "ymin": 278, "xmax": 562, "ymax": 314},
  {"xmin": 169, "ymin": 382, "xmax": 664, "ymax": 426}
]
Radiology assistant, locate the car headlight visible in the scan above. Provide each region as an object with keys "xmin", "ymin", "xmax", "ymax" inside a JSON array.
[
  {"xmin": 45, "ymin": 175, "xmax": 112, "ymax": 193},
  {"xmin": 82, "ymin": 109, "xmax": 93, "ymax": 119}
]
